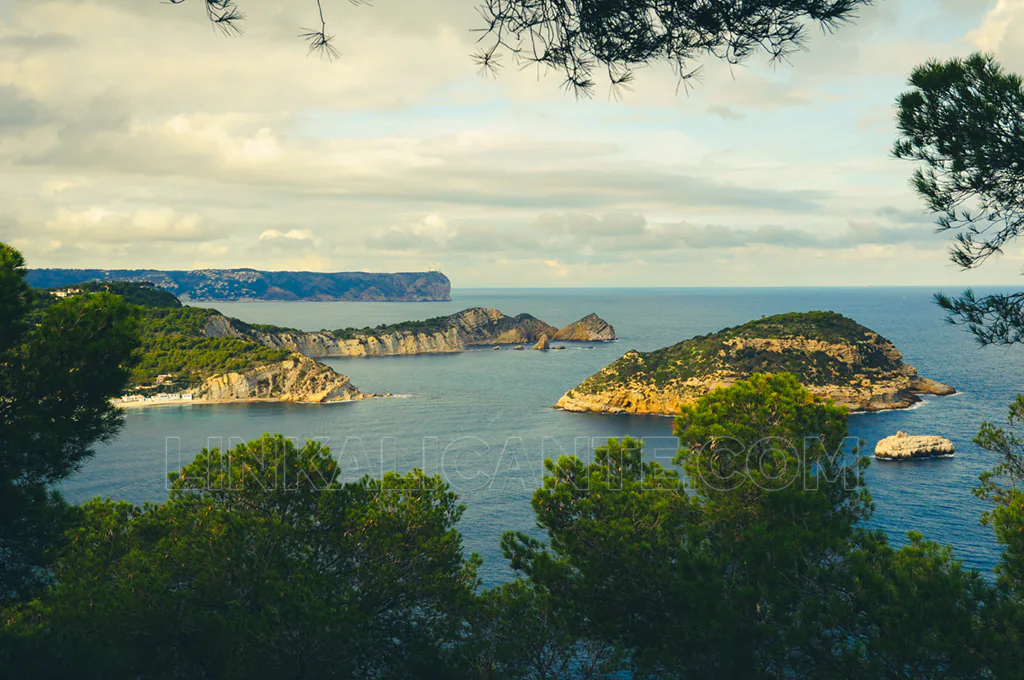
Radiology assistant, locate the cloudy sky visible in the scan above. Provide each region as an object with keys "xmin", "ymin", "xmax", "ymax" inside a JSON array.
[{"xmin": 1, "ymin": 0, "xmax": 1022, "ymax": 286}]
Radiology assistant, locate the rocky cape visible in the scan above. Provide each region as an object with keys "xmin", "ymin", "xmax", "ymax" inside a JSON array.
[
  {"xmin": 118, "ymin": 355, "xmax": 372, "ymax": 407},
  {"xmin": 190, "ymin": 354, "xmax": 367, "ymax": 403},
  {"xmin": 874, "ymin": 431, "xmax": 955, "ymax": 461},
  {"xmin": 555, "ymin": 311, "xmax": 955, "ymax": 416},
  {"xmin": 206, "ymin": 307, "xmax": 617, "ymax": 358}
]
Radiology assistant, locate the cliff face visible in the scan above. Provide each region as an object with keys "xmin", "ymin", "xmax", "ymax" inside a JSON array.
[
  {"xmin": 203, "ymin": 315, "xmax": 464, "ymax": 357},
  {"xmin": 190, "ymin": 354, "xmax": 366, "ymax": 403},
  {"xmin": 555, "ymin": 311, "xmax": 955, "ymax": 416},
  {"xmin": 253, "ymin": 327, "xmax": 462, "ymax": 358},
  {"xmin": 209, "ymin": 307, "xmax": 617, "ymax": 359}
]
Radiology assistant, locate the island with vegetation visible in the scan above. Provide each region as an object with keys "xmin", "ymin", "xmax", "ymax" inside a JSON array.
[
  {"xmin": 26, "ymin": 267, "xmax": 452, "ymax": 302},
  {"xmin": 207, "ymin": 306, "xmax": 617, "ymax": 357},
  {"xmin": 556, "ymin": 311, "xmax": 955, "ymax": 415},
  {"xmin": 33, "ymin": 282, "xmax": 368, "ymax": 406}
]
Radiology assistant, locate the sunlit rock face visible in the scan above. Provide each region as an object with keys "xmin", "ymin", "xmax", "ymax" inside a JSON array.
[
  {"xmin": 190, "ymin": 355, "xmax": 366, "ymax": 403},
  {"xmin": 875, "ymin": 432, "xmax": 956, "ymax": 461}
]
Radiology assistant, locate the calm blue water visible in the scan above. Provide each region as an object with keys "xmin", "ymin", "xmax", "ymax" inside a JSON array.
[{"xmin": 60, "ymin": 287, "xmax": 1024, "ymax": 585}]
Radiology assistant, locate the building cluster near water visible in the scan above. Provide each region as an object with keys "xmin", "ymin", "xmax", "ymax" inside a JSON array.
[{"xmin": 115, "ymin": 393, "xmax": 194, "ymax": 404}]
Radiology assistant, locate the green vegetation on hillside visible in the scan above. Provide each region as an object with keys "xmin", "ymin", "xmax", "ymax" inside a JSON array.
[
  {"xmin": 228, "ymin": 318, "xmax": 300, "ymax": 335},
  {"xmin": 71, "ymin": 281, "xmax": 182, "ymax": 308},
  {"xmin": 330, "ymin": 315, "xmax": 452, "ymax": 340},
  {"xmin": 222, "ymin": 312, "xmax": 453, "ymax": 341},
  {"xmin": 26, "ymin": 281, "xmax": 294, "ymax": 388},
  {"xmin": 578, "ymin": 311, "xmax": 898, "ymax": 394},
  {"xmin": 130, "ymin": 307, "xmax": 290, "ymax": 387},
  {"xmin": 29, "ymin": 281, "xmax": 180, "ymax": 314},
  {"xmin": 726, "ymin": 310, "xmax": 879, "ymax": 344}
]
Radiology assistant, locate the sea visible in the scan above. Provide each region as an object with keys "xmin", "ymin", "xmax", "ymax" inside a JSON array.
[{"xmin": 59, "ymin": 287, "xmax": 1024, "ymax": 586}]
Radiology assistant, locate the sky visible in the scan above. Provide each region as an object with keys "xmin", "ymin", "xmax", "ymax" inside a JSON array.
[{"xmin": 0, "ymin": 0, "xmax": 1022, "ymax": 287}]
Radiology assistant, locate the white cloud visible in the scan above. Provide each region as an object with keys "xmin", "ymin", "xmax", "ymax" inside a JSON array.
[
  {"xmin": 0, "ymin": 0, "xmax": 1014, "ymax": 286},
  {"xmin": 969, "ymin": 0, "xmax": 1024, "ymax": 69},
  {"xmin": 45, "ymin": 206, "xmax": 213, "ymax": 243},
  {"xmin": 543, "ymin": 259, "xmax": 569, "ymax": 277},
  {"xmin": 259, "ymin": 228, "xmax": 316, "ymax": 243}
]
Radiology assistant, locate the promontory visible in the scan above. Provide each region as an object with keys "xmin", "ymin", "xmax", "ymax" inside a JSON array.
[
  {"xmin": 555, "ymin": 311, "xmax": 954, "ymax": 415},
  {"xmin": 209, "ymin": 307, "xmax": 617, "ymax": 358}
]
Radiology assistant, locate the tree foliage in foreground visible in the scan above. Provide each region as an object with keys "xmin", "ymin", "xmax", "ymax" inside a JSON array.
[
  {"xmin": 501, "ymin": 374, "xmax": 999, "ymax": 678},
  {"xmin": 2, "ymin": 434, "xmax": 481, "ymax": 679},
  {"xmin": 170, "ymin": 0, "xmax": 874, "ymax": 97},
  {"xmin": 0, "ymin": 243, "xmax": 139, "ymax": 604},
  {"xmin": 894, "ymin": 53, "xmax": 1024, "ymax": 346},
  {"xmin": 975, "ymin": 398, "xmax": 1024, "ymax": 599}
]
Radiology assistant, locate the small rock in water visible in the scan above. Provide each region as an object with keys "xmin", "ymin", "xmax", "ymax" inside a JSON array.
[
  {"xmin": 533, "ymin": 334, "xmax": 550, "ymax": 350},
  {"xmin": 492, "ymin": 345, "xmax": 501, "ymax": 351},
  {"xmin": 513, "ymin": 345, "xmax": 525, "ymax": 351},
  {"xmin": 875, "ymin": 431, "xmax": 955, "ymax": 461}
]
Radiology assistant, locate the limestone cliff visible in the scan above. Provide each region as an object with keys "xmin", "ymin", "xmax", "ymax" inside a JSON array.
[
  {"xmin": 253, "ymin": 327, "xmax": 462, "ymax": 358},
  {"xmin": 555, "ymin": 311, "xmax": 955, "ymax": 416},
  {"xmin": 208, "ymin": 307, "xmax": 617, "ymax": 359},
  {"xmin": 447, "ymin": 308, "xmax": 559, "ymax": 345},
  {"xmin": 190, "ymin": 354, "xmax": 366, "ymax": 403}
]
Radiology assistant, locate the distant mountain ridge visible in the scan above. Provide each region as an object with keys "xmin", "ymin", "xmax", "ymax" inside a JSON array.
[{"xmin": 25, "ymin": 268, "xmax": 451, "ymax": 302}]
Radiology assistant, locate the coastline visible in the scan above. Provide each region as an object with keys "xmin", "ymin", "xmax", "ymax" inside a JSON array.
[
  {"xmin": 555, "ymin": 395, "xmax": 940, "ymax": 419},
  {"xmin": 556, "ymin": 384, "xmax": 957, "ymax": 418},
  {"xmin": 113, "ymin": 394, "xmax": 380, "ymax": 409}
]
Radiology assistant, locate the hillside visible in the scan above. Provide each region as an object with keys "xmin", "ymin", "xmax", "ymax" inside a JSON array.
[
  {"xmin": 555, "ymin": 311, "xmax": 955, "ymax": 415},
  {"xmin": 25, "ymin": 268, "xmax": 451, "ymax": 302},
  {"xmin": 70, "ymin": 283, "xmax": 615, "ymax": 402},
  {"xmin": 50, "ymin": 284, "xmax": 367, "ymax": 404},
  {"xmin": 210, "ymin": 307, "xmax": 618, "ymax": 357}
]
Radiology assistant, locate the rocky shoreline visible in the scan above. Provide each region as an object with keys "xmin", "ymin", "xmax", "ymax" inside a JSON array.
[
  {"xmin": 114, "ymin": 394, "xmax": 378, "ymax": 409},
  {"xmin": 117, "ymin": 354, "xmax": 375, "ymax": 407}
]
